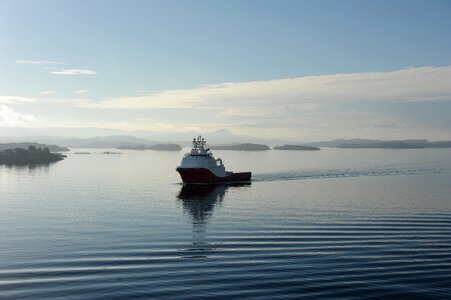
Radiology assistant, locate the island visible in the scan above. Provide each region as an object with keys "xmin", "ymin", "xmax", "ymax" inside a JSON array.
[
  {"xmin": 336, "ymin": 141, "xmax": 426, "ymax": 149},
  {"xmin": 0, "ymin": 146, "xmax": 66, "ymax": 165},
  {"xmin": 211, "ymin": 143, "xmax": 271, "ymax": 151},
  {"xmin": 0, "ymin": 142, "xmax": 69, "ymax": 152},
  {"xmin": 307, "ymin": 139, "xmax": 451, "ymax": 149},
  {"xmin": 273, "ymin": 144, "xmax": 320, "ymax": 151},
  {"xmin": 337, "ymin": 140, "xmax": 451, "ymax": 149},
  {"xmin": 117, "ymin": 144, "xmax": 182, "ymax": 151}
]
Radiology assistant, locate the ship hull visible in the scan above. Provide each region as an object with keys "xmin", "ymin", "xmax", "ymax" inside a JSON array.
[{"xmin": 176, "ymin": 167, "xmax": 251, "ymax": 184}]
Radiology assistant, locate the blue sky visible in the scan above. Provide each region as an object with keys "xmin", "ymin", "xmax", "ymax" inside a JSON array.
[{"xmin": 0, "ymin": 0, "xmax": 450, "ymax": 140}]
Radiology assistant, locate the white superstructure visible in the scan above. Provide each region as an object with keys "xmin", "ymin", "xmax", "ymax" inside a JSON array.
[{"xmin": 179, "ymin": 136, "xmax": 226, "ymax": 177}]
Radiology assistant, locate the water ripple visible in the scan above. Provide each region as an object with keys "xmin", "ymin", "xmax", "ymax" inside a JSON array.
[
  {"xmin": 1, "ymin": 214, "xmax": 451, "ymax": 299},
  {"xmin": 253, "ymin": 164, "xmax": 447, "ymax": 182}
]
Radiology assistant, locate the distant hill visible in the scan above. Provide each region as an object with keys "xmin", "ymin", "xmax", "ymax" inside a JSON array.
[
  {"xmin": 211, "ymin": 143, "xmax": 270, "ymax": 151},
  {"xmin": 0, "ymin": 128, "xmax": 294, "ymax": 147},
  {"xmin": 117, "ymin": 145, "xmax": 147, "ymax": 150},
  {"xmin": 79, "ymin": 141, "xmax": 143, "ymax": 148},
  {"xmin": 2, "ymin": 129, "xmax": 451, "ymax": 150},
  {"xmin": 273, "ymin": 145, "xmax": 320, "ymax": 151},
  {"xmin": 0, "ymin": 142, "xmax": 69, "ymax": 152},
  {"xmin": 118, "ymin": 144, "xmax": 182, "ymax": 151},
  {"xmin": 0, "ymin": 146, "xmax": 66, "ymax": 165},
  {"xmin": 337, "ymin": 141, "xmax": 425, "ymax": 149},
  {"xmin": 308, "ymin": 139, "xmax": 451, "ymax": 149},
  {"xmin": 429, "ymin": 141, "xmax": 451, "ymax": 147},
  {"xmin": 65, "ymin": 135, "xmax": 153, "ymax": 148},
  {"xmin": 149, "ymin": 144, "xmax": 182, "ymax": 151}
]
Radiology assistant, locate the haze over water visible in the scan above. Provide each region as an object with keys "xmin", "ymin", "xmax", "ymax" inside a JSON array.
[
  {"xmin": 1, "ymin": 148, "xmax": 451, "ymax": 299},
  {"xmin": 2, "ymin": 1, "xmax": 451, "ymax": 298}
]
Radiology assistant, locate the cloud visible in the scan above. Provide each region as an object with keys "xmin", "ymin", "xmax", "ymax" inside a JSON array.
[
  {"xmin": 0, "ymin": 105, "xmax": 37, "ymax": 127},
  {"xmin": 16, "ymin": 59, "xmax": 63, "ymax": 65},
  {"xmin": 74, "ymin": 89, "xmax": 88, "ymax": 94},
  {"xmin": 8, "ymin": 66, "xmax": 449, "ymax": 140},
  {"xmin": 52, "ymin": 69, "xmax": 97, "ymax": 75},
  {"xmin": 0, "ymin": 96, "xmax": 37, "ymax": 104},
  {"xmin": 76, "ymin": 66, "xmax": 451, "ymax": 110},
  {"xmin": 65, "ymin": 66, "xmax": 451, "ymax": 140},
  {"xmin": 38, "ymin": 91, "xmax": 55, "ymax": 95}
]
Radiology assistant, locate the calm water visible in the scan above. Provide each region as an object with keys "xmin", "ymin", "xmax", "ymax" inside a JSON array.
[{"xmin": 1, "ymin": 148, "xmax": 451, "ymax": 299}]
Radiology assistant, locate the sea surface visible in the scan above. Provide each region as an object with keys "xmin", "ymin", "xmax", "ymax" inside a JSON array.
[{"xmin": 1, "ymin": 148, "xmax": 451, "ymax": 299}]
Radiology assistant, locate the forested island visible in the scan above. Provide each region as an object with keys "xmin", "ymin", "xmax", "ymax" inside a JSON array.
[
  {"xmin": 117, "ymin": 144, "xmax": 182, "ymax": 151},
  {"xmin": 0, "ymin": 142, "xmax": 69, "ymax": 152},
  {"xmin": 0, "ymin": 146, "xmax": 66, "ymax": 164},
  {"xmin": 211, "ymin": 143, "xmax": 271, "ymax": 151},
  {"xmin": 273, "ymin": 145, "xmax": 320, "ymax": 151}
]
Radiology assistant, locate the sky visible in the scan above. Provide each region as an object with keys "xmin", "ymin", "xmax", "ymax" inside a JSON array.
[{"xmin": 0, "ymin": 0, "xmax": 450, "ymax": 141}]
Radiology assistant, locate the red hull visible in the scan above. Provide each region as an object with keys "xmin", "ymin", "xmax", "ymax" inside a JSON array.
[{"xmin": 176, "ymin": 167, "xmax": 251, "ymax": 184}]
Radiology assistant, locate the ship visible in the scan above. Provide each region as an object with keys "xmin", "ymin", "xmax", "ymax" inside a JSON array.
[{"xmin": 176, "ymin": 136, "xmax": 252, "ymax": 184}]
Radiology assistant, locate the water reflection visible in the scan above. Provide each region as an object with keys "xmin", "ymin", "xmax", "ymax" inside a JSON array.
[
  {"xmin": 177, "ymin": 184, "xmax": 251, "ymax": 257},
  {"xmin": 1, "ymin": 163, "xmax": 51, "ymax": 170},
  {"xmin": 178, "ymin": 184, "xmax": 227, "ymax": 236},
  {"xmin": 0, "ymin": 163, "xmax": 50, "ymax": 178}
]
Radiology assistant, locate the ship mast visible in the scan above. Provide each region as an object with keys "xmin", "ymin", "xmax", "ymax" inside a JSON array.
[
  {"xmin": 193, "ymin": 136, "xmax": 206, "ymax": 149},
  {"xmin": 191, "ymin": 135, "xmax": 209, "ymax": 155}
]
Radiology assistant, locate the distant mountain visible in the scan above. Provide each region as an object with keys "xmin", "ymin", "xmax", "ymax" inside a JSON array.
[
  {"xmin": 118, "ymin": 143, "xmax": 182, "ymax": 151},
  {"xmin": 2, "ymin": 126, "xmax": 450, "ymax": 150},
  {"xmin": 117, "ymin": 145, "xmax": 147, "ymax": 150},
  {"xmin": 150, "ymin": 144, "xmax": 182, "ymax": 151},
  {"xmin": 42, "ymin": 135, "xmax": 154, "ymax": 148},
  {"xmin": 0, "ymin": 127, "xmax": 295, "ymax": 147},
  {"xmin": 78, "ymin": 141, "xmax": 139, "ymax": 148},
  {"xmin": 0, "ymin": 142, "xmax": 69, "ymax": 152},
  {"xmin": 211, "ymin": 143, "xmax": 270, "ymax": 151},
  {"xmin": 429, "ymin": 141, "xmax": 451, "ymax": 147},
  {"xmin": 138, "ymin": 129, "xmax": 268, "ymax": 146},
  {"xmin": 273, "ymin": 145, "xmax": 320, "ymax": 151},
  {"xmin": 337, "ymin": 141, "xmax": 425, "ymax": 149},
  {"xmin": 307, "ymin": 139, "xmax": 387, "ymax": 147},
  {"xmin": 307, "ymin": 139, "xmax": 451, "ymax": 149}
]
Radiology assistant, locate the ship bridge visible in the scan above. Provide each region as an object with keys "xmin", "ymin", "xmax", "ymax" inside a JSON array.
[{"xmin": 179, "ymin": 136, "xmax": 226, "ymax": 177}]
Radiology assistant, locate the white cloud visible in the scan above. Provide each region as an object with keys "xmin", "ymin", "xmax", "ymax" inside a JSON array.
[
  {"xmin": 6, "ymin": 66, "xmax": 449, "ymax": 140},
  {"xmin": 0, "ymin": 105, "xmax": 37, "ymax": 127},
  {"xmin": 0, "ymin": 96, "xmax": 37, "ymax": 104},
  {"xmin": 74, "ymin": 89, "xmax": 88, "ymax": 94},
  {"xmin": 76, "ymin": 66, "xmax": 451, "ymax": 110},
  {"xmin": 52, "ymin": 69, "xmax": 97, "ymax": 75},
  {"xmin": 38, "ymin": 91, "xmax": 55, "ymax": 95},
  {"xmin": 65, "ymin": 66, "xmax": 451, "ymax": 140},
  {"xmin": 16, "ymin": 59, "xmax": 63, "ymax": 65}
]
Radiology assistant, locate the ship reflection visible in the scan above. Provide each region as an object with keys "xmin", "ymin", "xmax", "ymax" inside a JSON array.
[
  {"xmin": 178, "ymin": 184, "xmax": 225, "ymax": 227},
  {"xmin": 177, "ymin": 183, "xmax": 250, "ymax": 244}
]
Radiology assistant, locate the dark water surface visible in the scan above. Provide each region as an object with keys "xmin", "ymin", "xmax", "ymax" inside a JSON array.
[{"xmin": 1, "ymin": 148, "xmax": 451, "ymax": 299}]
